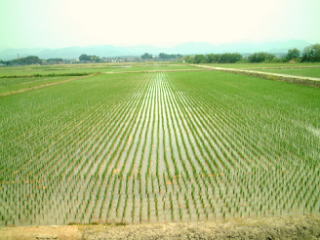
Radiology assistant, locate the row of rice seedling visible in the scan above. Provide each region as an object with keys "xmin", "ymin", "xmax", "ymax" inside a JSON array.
[{"xmin": 1, "ymin": 70, "xmax": 319, "ymax": 226}]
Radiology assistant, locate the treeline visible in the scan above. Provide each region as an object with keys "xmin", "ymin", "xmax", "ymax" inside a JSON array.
[
  {"xmin": 0, "ymin": 54, "xmax": 102, "ymax": 66},
  {"xmin": 1, "ymin": 56, "xmax": 42, "ymax": 66},
  {"xmin": 185, "ymin": 53, "xmax": 242, "ymax": 64},
  {"xmin": 140, "ymin": 53, "xmax": 182, "ymax": 61},
  {"xmin": 79, "ymin": 53, "xmax": 183, "ymax": 62},
  {"xmin": 1, "ymin": 44, "xmax": 319, "ymax": 66},
  {"xmin": 0, "ymin": 56, "xmax": 68, "ymax": 66},
  {"xmin": 79, "ymin": 54, "xmax": 102, "ymax": 63},
  {"xmin": 185, "ymin": 43, "xmax": 320, "ymax": 64}
]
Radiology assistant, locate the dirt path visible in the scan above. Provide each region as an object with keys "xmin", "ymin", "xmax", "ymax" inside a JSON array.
[
  {"xmin": 1, "ymin": 215, "xmax": 319, "ymax": 240},
  {"xmin": 193, "ymin": 64, "xmax": 320, "ymax": 87}
]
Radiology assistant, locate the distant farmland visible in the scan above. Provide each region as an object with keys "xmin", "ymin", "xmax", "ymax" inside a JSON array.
[{"xmin": 0, "ymin": 63, "xmax": 319, "ymax": 226}]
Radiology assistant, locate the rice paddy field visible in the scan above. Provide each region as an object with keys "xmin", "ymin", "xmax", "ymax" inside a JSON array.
[
  {"xmin": 251, "ymin": 67, "xmax": 320, "ymax": 78},
  {"xmin": 0, "ymin": 63, "xmax": 199, "ymax": 77},
  {"xmin": 0, "ymin": 63, "xmax": 319, "ymax": 226},
  {"xmin": 207, "ymin": 63, "xmax": 320, "ymax": 78}
]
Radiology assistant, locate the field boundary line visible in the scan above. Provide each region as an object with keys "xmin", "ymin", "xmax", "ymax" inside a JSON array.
[
  {"xmin": 193, "ymin": 64, "xmax": 320, "ymax": 87},
  {"xmin": 0, "ymin": 73, "xmax": 99, "ymax": 97}
]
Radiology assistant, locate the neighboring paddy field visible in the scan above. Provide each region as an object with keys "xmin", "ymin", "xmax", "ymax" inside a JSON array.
[
  {"xmin": 206, "ymin": 62, "xmax": 320, "ymax": 69},
  {"xmin": 0, "ymin": 75, "xmax": 88, "ymax": 96},
  {"xmin": 0, "ymin": 63, "xmax": 319, "ymax": 227},
  {"xmin": 251, "ymin": 67, "xmax": 320, "ymax": 78},
  {"xmin": 206, "ymin": 63, "xmax": 320, "ymax": 78},
  {"xmin": 0, "ymin": 63, "xmax": 199, "ymax": 77}
]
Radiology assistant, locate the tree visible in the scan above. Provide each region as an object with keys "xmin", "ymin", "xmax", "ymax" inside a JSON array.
[
  {"xmin": 90, "ymin": 55, "xmax": 101, "ymax": 62},
  {"xmin": 46, "ymin": 58, "xmax": 64, "ymax": 64},
  {"xmin": 184, "ymin": 53, "xmax": 242, "ymax": 64},
  {"xmin": 158, "ymin": 53, "xmax": 182, "ymax": 61},
  {"xmin": 8, "ymin": 56, "xmax": 42, "ymax": 65},
  {"xmin": 141, "ymin": 53, "xmax": 153, "ymax": 60},
  {"xmin": 79, "ymin": 54, "xmax": 101, "ymax": 62},
  {"xmin": 207, "ymin": 54, "xmax": 221, "ymax": 63},
  {"xmin": 184, "ymin": 55, "xmax": 194, "ymax": 63},
  {"xmin": 79, "ymin": 54, "xmax": 91, "ymax": 62},
  {"xmin": 159, "ymin": 53, "xmax": 170, "ymax": 60},
  {"xmin": 219, "ymin": 53, "xmax": 242, "ymax": 63},
  {"xmin": 248, "ymin": 52, "xmax": 275, "ymax": 63},
  {"xmin": 285, "ymin": 48, "xmax": 300, "ymax": 62},
  {"xmin": 193, "ymin": 54, "xmax": 207, "ymax": 64},
  {"xmin": 302, "ymin": 44, "xmax": 320, "ymax": 62}
]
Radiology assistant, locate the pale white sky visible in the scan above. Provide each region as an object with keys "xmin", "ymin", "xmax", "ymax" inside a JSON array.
[{"xmin": 0, "ymin": 0, "xmax": 319, "ymax": 49}]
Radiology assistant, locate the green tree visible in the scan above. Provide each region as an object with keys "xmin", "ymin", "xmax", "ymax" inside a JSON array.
[
  {"xmin": 46, "ymin": 58, "xmax": 64, "ymax": 64},
  {"xmin": 302, "ymin": 44, "xmax": 320, "ymax": 62},
  {"xmin": 285, "ymin": 48, "xmax": 300, "ymax": 62},
  {"xmin": 219, "ymin": 53, "xmax": 242, "ymax": 63},
  {"xmin": 184, "ymin": 55, "xmax": 194, "ymax": 63},
  {"xmin": 141, "ymin": 53, "xmax": 153, "ymax": 60},
  {"xmin": 158, "ymin": 53, "xmax": 182, "ymax": 60},
  {"xmin": 79, "ymin": 54, "xmax": 91, "ymax": 62},
  {"xmin": 207, "ymin": 54, "xmax": 221, "ymax": 63},
  {"xmin": 9, "ymin": 56, "xmax": 42, "ymax": 65},
  {"xmin": 248, "ymin": 52, "xmax": 275, "ymax": 63},
  {"xmin": 193, "ymin": 54, "xmax": 207, "ymax": 64},
  {"xmin": 79, "ymin": 54, "xmax": 101, "ymax": 62}
]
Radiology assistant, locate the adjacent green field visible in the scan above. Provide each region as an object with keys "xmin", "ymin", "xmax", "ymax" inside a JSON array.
[
  {"xmin": 0, "ymin": 76, "xmax": 79, "ymax": 95},
  {"xmin": 0, "ymin": 63, "xmax": 198, "ymax": 77},
  {"xmin": 206, "ymin": 62, "xmax": 320, "ymax": 69},
  {"xmin": 205, "ymin": 63, "xmax": 320, "ymax": 78},
  {"xmin": 0, "ymin": 66, "xmax": 319, "ymax": 226},
  {"xmin": 252, "ymin": 67, "xmax": 320, "ymax": 78},
  {"xmin": 0, "ymin": 63, "xmax": 203, "ymax": 96}
]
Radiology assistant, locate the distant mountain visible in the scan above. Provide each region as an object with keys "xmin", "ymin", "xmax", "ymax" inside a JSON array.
[{"xmin": 0, "ymin": 40, "xmax": 312, "ymax": 60}]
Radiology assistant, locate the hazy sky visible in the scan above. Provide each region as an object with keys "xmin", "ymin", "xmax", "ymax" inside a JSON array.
[{"xmin": 0, "ymin": 0, "xmax": 319, "ymax": 49}]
